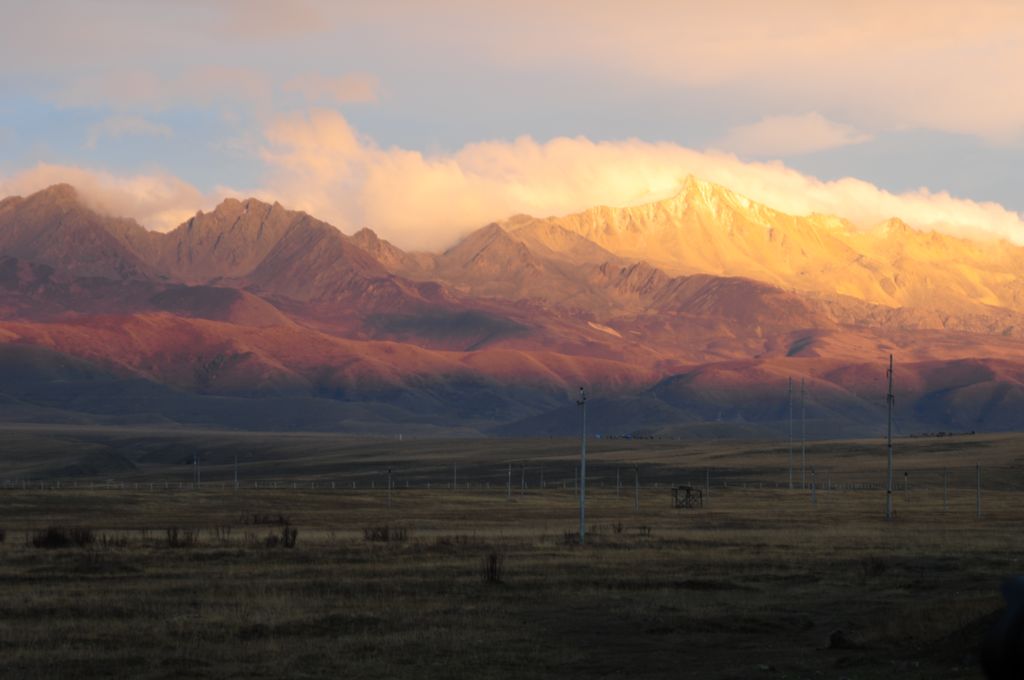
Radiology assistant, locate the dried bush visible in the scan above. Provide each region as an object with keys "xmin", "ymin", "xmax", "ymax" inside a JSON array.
[
  {"xmin": 363, "ymin": 526, "xmax": 407, "ymax": 542},
  {"xmin": 481, "ymin": 552, "xmax": 504, "ymax": 583},
  {"xmin": 212, "ymin": 525, "xmax": 233, "ymax": 543},
  {"xmin": 435, "ymin": 534, "xmax": 477, "ymax": 547},
  {"xmin": 282, "ymin": 526, "xmax": 298, "ymax": 548},
  {"xmin": 99, "ymin": 533, "xmax": 129, "ymax": 549},
  {"xmin": 31, "ymin": 526, "xmax": 95, "ymax": 549},
  {"xmin": 263, "ymin": 526, "xmax": 298, "ymax": 548},
  {"xmin": 165, "ymin": 527, "xmax": 198, "ymax": 548}
]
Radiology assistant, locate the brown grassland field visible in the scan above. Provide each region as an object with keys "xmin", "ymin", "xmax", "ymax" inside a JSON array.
[{"xmin": 1, "ymin": 425, "xmax": 1023, "ymax": 679}]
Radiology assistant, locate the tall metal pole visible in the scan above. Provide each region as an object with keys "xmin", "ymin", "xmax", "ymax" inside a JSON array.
[
  {"xmin": 616, "ymin": 467, "xmax": 621, "ymax": 496},
  {"xmin": 800, "ymin": 379, "xmax": 806, "ymax": 490},
  {"xmin": 633, "ymin": 465, "xmax": 639, "ymax": 512},
  {"xmin": 788, "ymin": 377, "xmax": 794, "ymax": 490},
  {"xmin": 507, "ymin": 463, "xmax": 511, "ymax": 499},
  {"xmin": 811, "ymin": 466, "xmax": 817, "ymax": 507},
  {"xmin": 577, "ymin": 387, "xmax": 587, "ymax": 545},
  {"xmin": 886, "ymin": 354, "xmax": 895, "ymax": 521},
  {"xmin": 976, "ymin": 463, "xmax": 981, "ymax": 518}
]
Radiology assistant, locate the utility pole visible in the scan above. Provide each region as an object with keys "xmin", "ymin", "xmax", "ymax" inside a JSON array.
[
  {"xmin": 577, "ymin": 387, "xmax": 587, "ymax": 545},
  {"xmin": 943, "ymin": 467, "xmax": 948, "ymax": 512},
  {"xmin": 520, "ymin": 463, "xmax": 526, "ymax": 496},
  {"xmin": 453, "ymin": 463, "xmax": 457, "ymax": 491},
  {"xmin": 387, "ymin": 467, "xmax": 392, "ymax": 509},
  {"xmin": 788, "ymin": 377, "xmax": 794, "ymax": 490},
  {"xmin": 811, "ymin": 467, "xmax": 817, "ymax": 507},
  {"xmin": 801, "ymin": 378, "xmax": 806, "ymax": 490},
  {"xmin": 616, "ymin": 467, "xmax": 621, "ymax": 497},
  {"xmin": 886, "ymin": 354, "xmax": 895, "ymax": 521},
  {"xmin": 507, "ymin": 463, "xmax": 512, "ymax": 499},
  {"xmin": 976, "ymin": 463, "xmax": 982, "ymax": 518},
  {"xmin": 633, "ymin": 465, "xmax": 640, "ymax": 513}
]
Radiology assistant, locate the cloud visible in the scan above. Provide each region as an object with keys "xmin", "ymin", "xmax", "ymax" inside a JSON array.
[
  {"xmin": 5, "ymin": 110, "xmax": 1024, "ymax": 250},
  {"xmin": 85, "ymin": 115, "xmax": 173, "ymax": 149},
  {"xmin": 283, "ymin": 73, "xmax": 379, "ymax": 104},
  {"xmin": 0, "ymin": 163, "xmax": 216, "ymax": 231},
  {"xmin": 251, "ymin": 109, "xmax": 1024, "ymax": 250},
  {"xmin": 713, "ymin": 113, "xmax": 872, "ymax": 158},
  {"xmin": 5, "ymin": 2, "xmax": 1024, "ymax": 142},
  {"xmin": 344, "ymin": 1, "xmax": 1024, "ymax": 143}
]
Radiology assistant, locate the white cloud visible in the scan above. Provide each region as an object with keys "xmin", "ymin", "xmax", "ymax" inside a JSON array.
[
  {"xmin": 85, "ymin": 115, "xmax": 172, "ymax": 149},
  {"xmin": 251, "ymin": 109, "xmax": 1024, "ymax": 250},
  {"xmin": 5, "ymin": 110, "xmax": 1024, "ymax": 250},
  {"xmin": 713, "ymin": 113, "xmax": 872, "ymax": 158},
  {"xmin": 0, "ymin": 163, "xmax": 216, "ymax": 231}
]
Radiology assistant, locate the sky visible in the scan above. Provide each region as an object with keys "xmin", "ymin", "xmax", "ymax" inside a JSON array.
[{"xmin": 1, "ymin": 0, "xmax": 1023, "ymax": 250}]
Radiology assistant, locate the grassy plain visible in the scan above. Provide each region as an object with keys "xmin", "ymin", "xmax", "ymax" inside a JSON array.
[{"xmin": 0, "ymin": 426, "xmax": 1022, "ymax": 679}]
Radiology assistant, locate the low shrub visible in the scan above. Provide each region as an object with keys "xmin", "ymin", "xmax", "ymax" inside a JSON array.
[
  {"xmin": 363, "ymin": 526, "xmax": 407, "ymax": 542},
  {"xmin": 32, "ymin": 526, "xmax": 95, "ymax": 549},
  {"xmin": 282, "ymin": 526, "xmax": 298, "ymax": 548},
  {"xmin": 266, "ymin": 526, "xmax": 298, "ymax": 549},
  {"xmin": 481, "ymin": 552, "xmax": 504, "ymax": 583},
  {"xmin": 165, "ymin": 527, "xmax": 198, "ymax": 548},
  {"xmin": 99, "ymin": 533, "xmax": 129, "ymax": 549}
]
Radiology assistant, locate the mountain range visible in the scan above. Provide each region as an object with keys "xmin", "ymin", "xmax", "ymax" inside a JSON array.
[{"xmin": 2, "ymin": 178, "xmax": 1023, "ymax": 437}]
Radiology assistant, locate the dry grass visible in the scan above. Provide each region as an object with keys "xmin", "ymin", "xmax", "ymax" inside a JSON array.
[{"xmin": 0, "ymin": 427, "xmax": 1021, "ymax": 678}]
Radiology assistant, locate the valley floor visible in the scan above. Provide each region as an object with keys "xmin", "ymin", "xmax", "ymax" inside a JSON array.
[{"xmin": 0, "ymin": 428, "xmax": 1022, "ymax": 679}]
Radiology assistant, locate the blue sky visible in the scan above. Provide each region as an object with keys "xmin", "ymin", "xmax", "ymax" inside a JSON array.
[{"xmin": 1, "ymin": 1, "xmax": 1023, "ymax": 249}]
